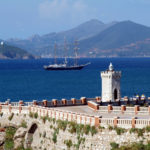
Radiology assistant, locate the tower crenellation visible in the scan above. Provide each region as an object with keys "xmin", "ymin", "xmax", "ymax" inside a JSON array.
[{"xmin": 101, "ymin": 63, "xmax": 121, "ymax": 102}]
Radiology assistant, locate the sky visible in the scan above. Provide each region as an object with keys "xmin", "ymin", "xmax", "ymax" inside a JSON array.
[{"xmin": 0, "ymin": 0, "xmax": 150, "ymax": 39}]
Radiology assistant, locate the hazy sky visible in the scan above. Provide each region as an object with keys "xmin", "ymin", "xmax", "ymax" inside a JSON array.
[{"xmin": 0, "ymin": 0, "xmax": 150, "ymax": 39}]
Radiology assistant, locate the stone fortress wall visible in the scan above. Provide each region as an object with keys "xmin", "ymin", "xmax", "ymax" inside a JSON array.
[{"xmin": 1, "ymin": 97, "xmax": 150, "ymax": 129}]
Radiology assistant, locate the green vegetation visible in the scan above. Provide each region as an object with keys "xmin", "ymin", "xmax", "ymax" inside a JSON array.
[
  {"xmin": 57, "ymin": 120, "xmax": 68, "ymax": 131},
  {"xmin": 41, "ymin": 116, "xmax": 48, "ymax": 124},
  {"xmin": 43, "ymin": 131, "xmax": 46, "ymax": 138},
  {"xmin": 29, "ymin": 112, "xmax": 34, "ymax": 118},
  {"xmin": 20, "ymin": 120, "xmax": 27, "ymax": 128},
  {"xmin": 0, "ymin": 112, "xmax": 3, "ymax": 117},
  {"xmin": 108, "ymin": 125, "xmax": 113, "ymax": 130},
  {"xmin": 8, "ymin": 113, "xmax": 14, "ymax": 121},
  {"xmin": 110, "ymin": 141, "xmax": 150, "ymax": 150},
  {"xmin": 4, "ymin": 127, "xmax": 17, "ymax": 150},
  {"xmin": 64, "ymin": 139, "xmax": 73, "ymax": 149},
  {"xmin": 129, "ymin": 128, "xmax": 145, "ymax": 137},
  {"xmin": 74, "ymin": 135, "xmax": 85, "ymax": 149},
  {"xmin": 52, "ymin": 131, "xmax": 57, "ymax": 143},
  {"xmin": 29, "ymin": 112, "xmax": 38, "ymax": 119},
  {"xmin": 145, "ymin": 126, "xmax": 150, "ymax": 132},
  {"xmin": 34, "ymin": 112, "xmax": 38, "ymax": 119},
  {"xmin": 110, "ymin": 142, "xmax": 119, "ymax": 150},
  {"xmin": 15, "ymin": 146, "xmax": 32, "ymax": 150},
  {"xmin": 0, "ymin": 44, "xmax": 34, "ymax": 59},
  {"xmin": 90, "ymin": 126, "xmax": 98, "ymax": 136},
  {"xmin": 108, "ymin": 126, "xmax": 126, "ymax": 135},
  {"xmin": 114, "ymin": 127, "xmax": 126, "ymax": 135}
]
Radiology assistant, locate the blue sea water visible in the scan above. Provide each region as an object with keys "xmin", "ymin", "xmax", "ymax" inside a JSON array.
[{"xmin": 0, "ymin": 58, "xmax": 150, "ymax": 102}]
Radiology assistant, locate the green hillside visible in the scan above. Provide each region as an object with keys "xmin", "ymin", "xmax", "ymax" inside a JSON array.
[{"xmin": 0, "ymin": 43, "xmax": 35, "ymax": 59}]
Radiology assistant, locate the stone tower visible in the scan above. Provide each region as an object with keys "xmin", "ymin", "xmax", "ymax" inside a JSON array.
[{"xmin": 101, "ymin": 63, "xmax": 121, "ymax": 102}]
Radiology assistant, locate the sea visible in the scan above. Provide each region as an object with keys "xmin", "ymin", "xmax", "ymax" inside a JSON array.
[{"xmin": 0, "ymin": 58, "xmax": 150, "ymax": 102}]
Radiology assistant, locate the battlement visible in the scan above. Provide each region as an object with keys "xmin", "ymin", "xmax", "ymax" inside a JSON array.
[
  {"xmin": 101, "ymin": 70, "xmax": 121, "ymax": 76},
  {"xmin": 0, "ymin": 97, "xmax": 101, "ymax": 107}
]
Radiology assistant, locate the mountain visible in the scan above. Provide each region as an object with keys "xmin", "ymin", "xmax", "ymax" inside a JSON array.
[
  {"xmin": 78, "ymin": 21, "xmax": 150, "ymax": 57},
  {"xmin": 6, "ymin": 20, "xmax": 150, "ymax": 57},
  {"xmin": 6, "ymin": 19, "xmax": 116, "ymax": 56},
  {"xmin": 0, "ymin": 43, "xmax": 36, "ymax": 59}
]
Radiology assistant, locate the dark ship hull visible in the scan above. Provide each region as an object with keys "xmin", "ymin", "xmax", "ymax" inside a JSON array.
[{"xmin": 44, "ymin": 65, "xmax": 86, "ymax": 70}]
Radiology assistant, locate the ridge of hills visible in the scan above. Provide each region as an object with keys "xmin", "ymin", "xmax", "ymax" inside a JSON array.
[
  {"xmin": 6, "ymin": 19, "xmax": 116, "ymax": 57},
  {"xmin": 79, "ymin": 21, "xmax": 150, "ymax": 57},
  {"xmin": 6, "ymin": 19, "xmax": 150, "ymax": 57}
]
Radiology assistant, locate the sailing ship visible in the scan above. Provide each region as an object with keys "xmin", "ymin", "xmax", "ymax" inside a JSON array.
[{"xmin": 44, "ymin": 39, "xmax": 90, "ymax": 70}]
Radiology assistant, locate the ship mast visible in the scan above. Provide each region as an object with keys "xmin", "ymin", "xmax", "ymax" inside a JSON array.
[
  {"xmin": 64, "ymin": 37, "xmax": 68, "ymax": 65},
  {"xmin": 54, "ymin": 42, "xmax": 57, "ymax": 64},
  {"xmin": 74, "ymin": 40, "xmax": 79, "ymax": 66}
]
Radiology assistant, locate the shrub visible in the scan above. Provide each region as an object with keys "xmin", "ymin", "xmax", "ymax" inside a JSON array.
[
  {"xmin": 83, "ymin": 125, "xmax": 91, "ymax": 135},
  {"xmin": 39, "ymin": 133, "xmax": 41, "ymax": 137},
  {"xmin": 5, "ymin": 127, "xmax": 17, "ymax": 139},
  {"xmin": 146, "ymin": 126, "xmax": 150, "ymax": 132},
  {"xmin": 34, "ymin": 112, "xmax": 38, "ymax": 119},
  {"xmin": 130, "ymin": 128, "xmax": 145, "ymax": 137},
  {"xmin": 43, "ymin": 131, "xmax": 46, "ymax": 138},
  {"xmin": 57, "ymin": 120, "xmax": 68, "ymax": 131},
  {"xmin": 64, "ymin": 139, "xmax": 73, "ymax": 148},
  {"xmin": 76, "ymin": 124, "xmax": 84, "ymax": 134},
  {"xmin": 29, "ymin": 112, "xmax": 34, "ymax": 118},
  {"xmin": 20, "ymin": 120, "xmax": 27, "ymax": 128},
  {"xmin": 4, "ymin": 127, "xmax": 17, "ymax": 150},
  {"xmin": 50, "ymin": 125, "xmax": 53, "ymax": 129},
  {"xmin": 118, "ymin": 141, "xmax": 150, "ymax": 150},
  {"xmin": 15, "ymin": 146, "xmax": 32, "ymax": 150},
  {"xmin": 52, "ymin": 118, "xmax": 56, "ymax": 123},
  {"xmin": 130, "ymin": 128, "xmax": 138, "ymax": 134},
  {"xmin": 110, "ymin": 142, "xmax": 119, "ymax": 149},
  {"xmin": 90, "ymin": 126, "xmax": 97, "ymax": 136},
  {"xmin": 137, "ymin": 129, "xmax": 145, "ymax": 137},
  {"xmin": 108, "ymin": 125, "xmax": 113, "ymax": 130},
  {"xmin": 68, "ymin": 121, "xmax": 77, "ymax": 134},
  {"xmin": 114, "ymin": 127, "xmax": 126, "ymax": 135},
  {"xmin": 4, "ymin": 140, "xmax": 14, "ymax": 150},
  {"xmin": 52, "ymin": 132, "xmax": 57, "ymax": 143},
  {"xmin": 41, "ymin": 116, "xmax": 48, "ymax": 124},
  {"xmin": 99, "ymin": 126, "xmax": 105, "ymax": 129},
  {"xmin": 0, "ymin": 112, "xmax": 3, "ymax": 117},
  {"xmin": 8, "ymin": 113, "xmax": 14, "ymax": 121}
]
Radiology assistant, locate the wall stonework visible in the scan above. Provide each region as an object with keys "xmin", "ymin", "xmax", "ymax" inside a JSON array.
[{"xmin": 0, "ymin": 113, "xmax": 150, "ymax": 150}]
